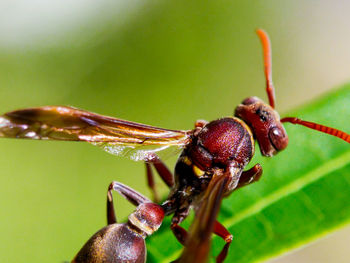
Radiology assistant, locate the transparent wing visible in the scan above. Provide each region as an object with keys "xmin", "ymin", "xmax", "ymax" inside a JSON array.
[
  {"xmin": 0, "ymin": 106, "xmax": 192, "ymax": 161},
  {"xmin": 176, "ymin": 175, "xmax": 228, "ymax": 263},
  {"xmin": 91, "ymin": 142, "xmax": 184, "ymax": 161}
]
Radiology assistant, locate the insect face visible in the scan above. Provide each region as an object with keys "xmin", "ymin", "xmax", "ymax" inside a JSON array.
[{"xmin": 235, "ymin": 96, "xmax": 288, "ymax": 157}]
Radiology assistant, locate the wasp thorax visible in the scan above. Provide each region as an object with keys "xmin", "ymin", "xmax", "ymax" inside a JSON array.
[
  {"xmin": 235, "ymin": 96, "xmax": 288, "ymax": 157},
  {"xmin": 128, "ymin": 203, "xmax": 164, "ymax": 236},
  {"xmin": 190, "ymin": 117, "xmax": 255, "ymax": 170}
]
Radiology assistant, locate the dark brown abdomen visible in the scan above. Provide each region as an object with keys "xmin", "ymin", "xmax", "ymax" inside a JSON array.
[{"xmin": 72, "ymin": 224, "xmax": 146, "ymax": 263}]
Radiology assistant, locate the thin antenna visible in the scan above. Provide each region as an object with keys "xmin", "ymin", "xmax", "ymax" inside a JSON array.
[
  {"xmin": 281, "ymin": 117, "xmax": 350, "ymax": 143},
  {"xmin": 256, "ymin": 29, "xmax": 276, "ymax": 108}
]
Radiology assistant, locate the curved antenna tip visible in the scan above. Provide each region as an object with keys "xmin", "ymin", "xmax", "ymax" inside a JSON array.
[{"xmin": 256, "ymin": 29, "xmax": 276, "ymax": 109}]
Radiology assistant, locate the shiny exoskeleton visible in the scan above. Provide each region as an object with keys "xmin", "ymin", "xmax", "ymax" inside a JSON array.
[
  {"xmin": 72, "ymin": 181, "xmax": 164, "ymax": 263},
  {"xmin": 163, "ymin": 117, "xmax": 256, "ymax": 219},
  {"xmin": 158, "ymin": 100, "xmax": 285, "ymax": 261}
]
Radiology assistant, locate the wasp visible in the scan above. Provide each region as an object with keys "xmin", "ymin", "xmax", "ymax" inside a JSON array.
[{"xmin": 0, "ymin": 30, "xmax": 349, "ymax": 262}]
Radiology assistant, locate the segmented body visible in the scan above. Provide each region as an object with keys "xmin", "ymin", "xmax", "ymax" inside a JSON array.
[{"xmin": 163, "ymin": 117, "xmax": 255, "ymax": 222}]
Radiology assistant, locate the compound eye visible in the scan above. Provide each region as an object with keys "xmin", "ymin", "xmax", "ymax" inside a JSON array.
[{"xmin": 269, "ymin": 127, "xmax": 288, "ymax": 151}]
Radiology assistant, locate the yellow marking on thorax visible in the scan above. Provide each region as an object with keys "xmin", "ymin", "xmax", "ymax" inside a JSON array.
[
  {"xmin": 181, "ymin": 156, "xmax": 205, "ymax": 178},
  {"xmin": 182, "ymin": 156, "xmax": 192, "ymax": 165},
  {"xmin": 193, "ymin": 164, "xmax": 205, "ymax": 177}
]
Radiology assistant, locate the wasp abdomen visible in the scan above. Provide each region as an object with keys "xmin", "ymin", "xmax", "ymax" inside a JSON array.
[{"xmin": 73, "ymin": 224, "xmax": 146, "ymax": 263}]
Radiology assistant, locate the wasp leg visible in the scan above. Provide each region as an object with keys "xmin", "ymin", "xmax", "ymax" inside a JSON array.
[
  {"xmin": 214, "ymin": 221, "xmax": 233, "ymax": 263},
  {"xmin": 145, "ymin": 157, "xmax": 174, "ymax": 202},
  {"xmin": 170, "ymin": 219, "xmax": 232, "ymax": 262},
  {"xmin": 145, "ymin": 163, "xmax": 160, "ymax": 203},
  {"xmin": 236, "ymin": 163, "xmax": 263, "ymax": 190},
  {"xmin": 170, "ymin": 208, "xmax": 190, "ymax": 245},
  {"xmin": 107, "ymin": 181, "xmax": 151, "ymax": 225},
  {"xmin": 171, "ymin": 223, "xmax": 188, "ymax": 245},
  {"xmin": 151, "ymin": 158, "xmax": 174, "ymax": 187}
]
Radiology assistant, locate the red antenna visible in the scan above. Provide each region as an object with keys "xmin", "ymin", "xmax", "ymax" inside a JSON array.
[
  {"xmin": 256, "ymin": 29, "xmax": 350, "ymax": 145},
  {"xmin": 256, "ymin": 29, "xmax": 276, "ymax": 108},
  {"xmin": 281, "ymin": 117, "xmax": 350, "ymax": 143}
]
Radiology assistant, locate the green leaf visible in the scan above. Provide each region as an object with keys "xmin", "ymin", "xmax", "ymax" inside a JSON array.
[{"xmin": 146, "ymin": 84, "xmax": 350, "ymax": 262}]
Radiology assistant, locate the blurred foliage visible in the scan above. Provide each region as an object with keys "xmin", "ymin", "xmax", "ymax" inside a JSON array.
[{"xmin": 0, "ymin": 1, "xmax": 348, "ymax": 262}]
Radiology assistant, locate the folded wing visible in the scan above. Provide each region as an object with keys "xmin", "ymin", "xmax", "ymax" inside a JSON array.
[
  {"xmin": 176, "ymin": 175, "xmax": 228, "ymax": 263},
  {"xmin": 0, "ymin": 106, "xmax": 191, "ymax": 161}
]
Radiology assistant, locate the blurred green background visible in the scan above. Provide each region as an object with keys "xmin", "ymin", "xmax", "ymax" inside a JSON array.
[{"xmin": 0, "ymin": 1, "xmax": 350, "ymax": 262}]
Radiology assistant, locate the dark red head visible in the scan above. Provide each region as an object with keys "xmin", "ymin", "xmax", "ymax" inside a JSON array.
[
  {"xmin": 128, "ymin": 203, "xmax": 165, "ymax": 236},
  {"xmin": 235, "ymin": 96, "xmax": 288, "ymax": 157}
]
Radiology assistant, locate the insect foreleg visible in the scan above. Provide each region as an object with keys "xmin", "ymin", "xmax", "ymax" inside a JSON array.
[{"xmin": 235, "ymin": 163, "xmax": 263, "ymax": 190}]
